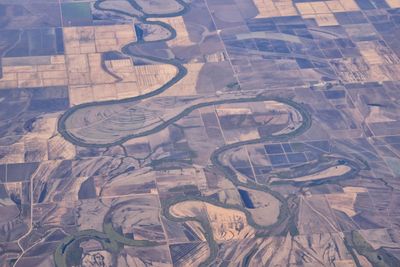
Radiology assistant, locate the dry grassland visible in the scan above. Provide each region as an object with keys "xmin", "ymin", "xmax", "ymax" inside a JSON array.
[
  {"xmin": 64, "ymin": 24, "xmax": 179, "ymax": 105},
  {"xmin": 243, "ymin": 188, "xmax": 280, "ymax": 227},
  {"xmin": 150, "ymin": 16, "xmax": 194, "ymax": 47},
  {"xmin": 271, "ymin": 165, "xmax": 351, "ymax": 183},
  {"xmin": 63, "ymin": 25, "xmax": 136, "ymax": 54},
  {"xmin": 159, "ymin": 63, "xmax": 203, "ymax": 96},
  {"xmin": 325, "ymin": 186, "xmax": 367, "ymax": 217},
  {"xmin": 386, "ymin": 0, "xmax": 400, "ymax": 8},
  {"xmin": 254, "ymin": 0, "xmax": 298, "ymax": 18},
  {"xmin": 170, "ymin": 200, "xmax": 255, "ymax": 242},
  {"xmin": 0, "ymin": 116, "xmax": 76, "ymax": 164},
  {"xmin": 0, "ymin": 56, "xmax": 67, "ymax": 89},
  {"xmin": 295, "ymin": 0, "xmax": 359, "ymax": 26},
  {"xmin": 254, "ymin": 0, "xmax": 358, "ymax": 25}
]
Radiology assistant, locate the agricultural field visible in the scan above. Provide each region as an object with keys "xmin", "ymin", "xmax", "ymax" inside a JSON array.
[{"xmin": 1, "ymin": 0, "xmax": 400, "ymax": 266}]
